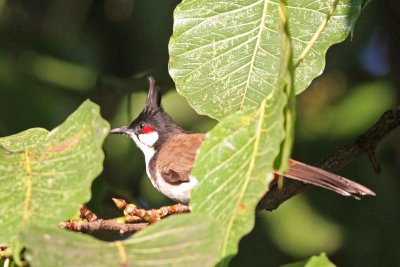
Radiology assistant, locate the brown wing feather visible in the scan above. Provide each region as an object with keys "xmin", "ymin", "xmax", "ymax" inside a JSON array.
[{"xmin": 157, "ymin": 133, "xmax": 205, "ymax": 184}]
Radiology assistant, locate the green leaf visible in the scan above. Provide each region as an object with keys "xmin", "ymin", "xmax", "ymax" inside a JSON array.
[
  {"xmin": 23, "ymin": 214, "xmax": 220, "ymax": 267},
  {"xmin": 190, "ymin": 89, "xmax": 286, "ymax": 266},
  {"xmin": 0, "ymin": 100, "xmax": 109, "ymax": 248},
  {"xmin": 281, "ymin": 253, "xmax": 336, "ymax": 267},
  {"xmin": 188, "ymin": 2, "xmax": 295, "ymax": 265},
  {"xmin": 169, "ymin": 0, "xmax": 362, "ymax": 120},
  {"xmin": 275, "ymin": 0, "xmax": 295, "ymax": 173},
  {"xmin": 0, "ymin": 128, "xmax": 48, "ymax": 151}
]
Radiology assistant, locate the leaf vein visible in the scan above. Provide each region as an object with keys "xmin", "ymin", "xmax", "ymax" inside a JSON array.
[{"xmin": 240, "ymin": 0, "xmax": 271, "ymax": 110}]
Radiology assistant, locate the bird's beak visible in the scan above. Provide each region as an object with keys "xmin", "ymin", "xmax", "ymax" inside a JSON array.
[{"xmin": 110, "ymin": 126, "xmax": 132, "ymax": 136}]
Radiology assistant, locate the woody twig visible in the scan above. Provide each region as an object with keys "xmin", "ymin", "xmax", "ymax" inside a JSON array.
[{"xmin": 257, "ymin": 106, "xmax": 400, "ymax": 211}]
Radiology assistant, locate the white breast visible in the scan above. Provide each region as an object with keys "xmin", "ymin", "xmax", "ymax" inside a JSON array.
[
  {"xmin": 127, "ymin": 131, "xmax": 197, "ymax": 204},
  {"xmin": 153, "ymin": 172, "xmax": 198, "ymax": 204}
]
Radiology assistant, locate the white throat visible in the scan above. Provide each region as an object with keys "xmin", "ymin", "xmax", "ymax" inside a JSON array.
[
  {"xmin": 127, "ymin": 131, "xmax": 158, "ymax": 178},
  {"xmin": 138, "ymin": 131, "xmax": 159, "ymax": 147}
]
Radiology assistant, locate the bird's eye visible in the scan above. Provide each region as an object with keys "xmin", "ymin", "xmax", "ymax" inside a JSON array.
[{"xmin": 139, "ymin": 122, "xmax": 145, "ymax": 129}]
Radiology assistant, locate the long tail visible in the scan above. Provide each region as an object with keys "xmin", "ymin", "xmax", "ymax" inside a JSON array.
[{"xmin": 280, "ymin": 159, "xmax": 375, "ymax": 198}]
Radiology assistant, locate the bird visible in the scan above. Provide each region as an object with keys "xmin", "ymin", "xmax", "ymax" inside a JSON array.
[{"xmin": 110, "ymin": 76, "xmax": 375, "ymax": 205}]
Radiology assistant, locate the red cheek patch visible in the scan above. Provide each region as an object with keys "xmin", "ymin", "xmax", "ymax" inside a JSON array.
[{"xmin": 141, "ymin": 125, "xmax": 154, "ymax": 134}]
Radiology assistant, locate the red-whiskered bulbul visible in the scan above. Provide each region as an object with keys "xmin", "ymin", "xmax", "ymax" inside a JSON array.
[{"xmin": 110, "ymin": 77, "xmax": 375, "ymax": 204}]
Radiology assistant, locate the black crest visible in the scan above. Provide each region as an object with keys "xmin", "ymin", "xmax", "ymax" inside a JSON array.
[
  {"xmin": 128, "ymin": 76, "xmax": 183, "ymax": 140},
  {"xmin": 143, "ymin": 76, "xmax": 161, "ymax": 115}
]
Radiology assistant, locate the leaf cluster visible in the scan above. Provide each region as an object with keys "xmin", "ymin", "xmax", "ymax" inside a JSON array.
[{"xmin": 0, "ymin": 0, "xmax": 366, "ymax": 266}]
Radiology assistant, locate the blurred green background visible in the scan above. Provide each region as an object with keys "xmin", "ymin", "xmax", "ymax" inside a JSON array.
[{"xmin": 0, "ymin": 1, "xmax": 399, "ymax": 266}]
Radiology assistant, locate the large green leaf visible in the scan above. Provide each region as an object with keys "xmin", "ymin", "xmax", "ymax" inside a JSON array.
[
  {"xmin": 190, "ymin": 88, "xmax": 286, "ymax": 265},
  {"xmin": 188, "ymin": 2, "xmax": 294, "ymax": 265},
  {"xmin": 24, "ymin": 214, "xmax": 220, "ymax": 267},
  {"xmin": 0, "ymin": 100, "xmax": 109, "ymax": 248},
  {"xmin": 169, "ymin": 0, "xmax": 362, "ymax": 120}
]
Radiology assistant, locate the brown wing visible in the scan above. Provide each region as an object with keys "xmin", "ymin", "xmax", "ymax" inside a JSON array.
[{"xmin": 156, "ymin": 133, "xmax": 205, "ymax": 184}]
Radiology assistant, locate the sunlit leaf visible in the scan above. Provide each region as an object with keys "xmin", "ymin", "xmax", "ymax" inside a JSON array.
[
  {"xmin": 191, "ymin": 88, "xmax": 286, "ymax": 265},
  {"xmin": 187, "ymin": 2, "xmax": 296, "ymax": 266},
  {"xmin": 24, "ymin": 214, "xmax": 220, "ymax": 267},
  {"xmin": 0, "ymin": 101, "xmax": 109, "ymax": 249},
  {"xmin": 169, "ymin": 0, "xmax": 362, "ymax": 120}
]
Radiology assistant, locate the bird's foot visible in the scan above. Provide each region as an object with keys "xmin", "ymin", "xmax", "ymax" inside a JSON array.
[{"xmin": 112, "ymin": 198, "xmax": 190, "ymax": 224}]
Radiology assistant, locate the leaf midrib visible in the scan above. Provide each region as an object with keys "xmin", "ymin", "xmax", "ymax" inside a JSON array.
[
  {"xmin": 240, "ymin": 0, "xmax": 270, "ymax": 110},
  {"xmin": 23, "ymin": 150, "xmax": 33, "ymax": 224}
]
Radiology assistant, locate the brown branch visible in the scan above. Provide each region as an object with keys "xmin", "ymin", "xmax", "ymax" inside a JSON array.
[
  {"xmin": 112, "ymin": 199, "xmax": 190, "ymax": 224},
  {"xmin": 61, "ymin": 204, "xmax": 148, "ymax": 234},
  {"xmin": 60, "ymin": 219, "xmax": 148, "ymax": 234},
  {"xmin": 60, "ymin": 202, "xmax": 190, "ymax": 234},
  {"xmin": 257, "ymin": 106, "xmax": 400, "ymax": 211}
]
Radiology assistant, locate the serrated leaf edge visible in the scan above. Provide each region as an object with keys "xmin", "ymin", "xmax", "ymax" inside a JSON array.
[{"xmin": 294, "ymin": 0, "xmax": 340, "ymax": 68}]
